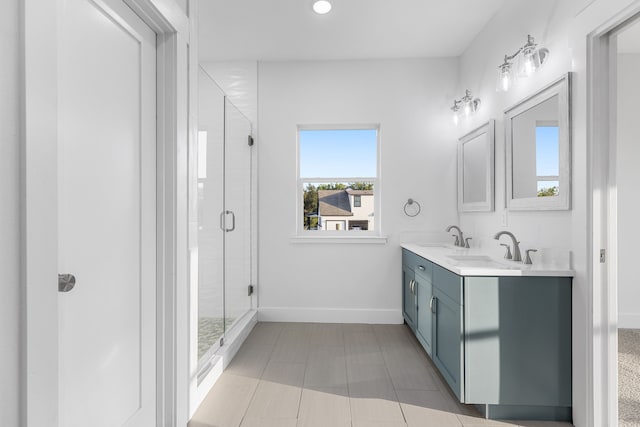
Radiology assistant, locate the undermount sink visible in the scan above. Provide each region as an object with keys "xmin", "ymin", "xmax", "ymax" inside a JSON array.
[
  {"xmin": 446, "ymin": 255, "xmax": 493, "ymax": 261},
  {"xmin": 445, "ymin": 254, "xmax": 516, "ymax": 269}
]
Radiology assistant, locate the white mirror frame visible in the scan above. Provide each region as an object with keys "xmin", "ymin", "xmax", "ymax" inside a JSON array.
[
  {"xmin": 457, "ymin": 120, "xmax": 495, "ymax": 212},
  {"xmin": 505, "ymin": 73, "xmax": 571, "ymax": 211}
]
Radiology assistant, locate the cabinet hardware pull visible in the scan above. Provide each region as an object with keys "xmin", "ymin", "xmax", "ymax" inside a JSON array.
[
  {"xmin": 417, "ymin": 265, "xmax": 425, "ymax": 271},
  {"xmin": 430, "ymin": 296, "xmax": 436, "ymax": 313}
]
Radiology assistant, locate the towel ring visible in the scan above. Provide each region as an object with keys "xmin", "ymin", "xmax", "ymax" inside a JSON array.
[{"xmin": 404, "ymin": 199, "xmax": 421, "ymax": 217}]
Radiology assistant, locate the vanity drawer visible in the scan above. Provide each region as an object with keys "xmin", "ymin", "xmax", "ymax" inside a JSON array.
[{"xmin": 402, "ymin": 249, "xmax": 432, "ymax": 281}]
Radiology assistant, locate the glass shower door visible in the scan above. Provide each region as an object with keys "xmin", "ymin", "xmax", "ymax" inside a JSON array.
[
  {"xmin": 194, "ymin": 68, "xmax": 225, "ymax": 362},
  {"xmin": 223, "ymin": 99, "xmax": 252, "ymax": 333},
  {"xmin": 193, "ymin": 67, "xmax": 253, "ymax": 375}
]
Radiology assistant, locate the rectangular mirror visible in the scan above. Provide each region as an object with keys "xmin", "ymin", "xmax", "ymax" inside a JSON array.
[
  {"xmin": 505, "ymin": 73, "xmax": 571, "ymax": 210},
  {"xmin": 458, "ymin": 120, "xmax": 495, "ymax": 212}
]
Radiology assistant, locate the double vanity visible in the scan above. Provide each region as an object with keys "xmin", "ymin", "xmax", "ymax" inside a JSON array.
[
  {"xmin": 401, "ymin": 242, "xmax": 573, "ymax": 422},
  {"xmin": 400, "ymin": 71, "xmax": 575, "ymax": 421}
]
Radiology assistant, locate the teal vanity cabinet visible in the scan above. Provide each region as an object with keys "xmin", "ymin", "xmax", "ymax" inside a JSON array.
[
  {"xmin": 463, "ymin": 275, "xmax": 572, "ymax": 420},
  {"xmin": 414, "ymin": 265, "xmax": 433, "ymax": 356},
  {"xmin": 402, "ymin": 249, "xmax": 432, "ymax": 356},
  {"xmin": 401, "ymin": 248, "xmax": 572, "ymax": 421},
  {"xmin": 431, "ymin": 264, "xmax": 464, "ymax": 401},
  {"xmin": 402, "ymin": 261, "xmax": 416, "ymax": 331}
]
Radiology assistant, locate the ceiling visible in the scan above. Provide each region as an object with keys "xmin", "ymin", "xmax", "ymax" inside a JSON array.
[{"xmin": 198, "ymin": 0, "xmax": 506, "ymax": 62}]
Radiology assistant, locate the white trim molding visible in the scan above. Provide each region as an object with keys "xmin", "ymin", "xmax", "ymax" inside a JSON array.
[
  {"xmin": 618, "ymin": 314, "xmax": 640, "ymax": 329},
  {"xmin": 290, "ymin": 235, "xmax": 388, "ymax": 244},
  {"xmin": 258, "ymin": 307, "xmax": 403, "ymax": 324}
]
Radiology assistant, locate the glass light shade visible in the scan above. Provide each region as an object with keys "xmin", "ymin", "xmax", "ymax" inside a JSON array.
[
  {"xmin": 312, "ymin": 0, "xmax": 332, "ymax": 14},
  {"xmin": 496, "ymin": 64, "xmax": 513, "ymax": 92},
  {"xmin": 451, "ymin": 101, "xmax": 461, "ymax": 125},
  {"xmin": 463, "ymin": 100, "xmax": 472, "ymax": 117},
  {"xmin": 517, "ymin": 47, "xmax": 542, "ymax": 77}
]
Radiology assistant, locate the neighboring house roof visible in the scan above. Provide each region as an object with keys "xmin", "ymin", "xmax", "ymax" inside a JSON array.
[
  {"xmin": 346, "ymin": 189, "xmax": 374, "ymax": 196},
  {"xmin": 318, "ymin": 190, "xmax": 353, "ymax": 216}
]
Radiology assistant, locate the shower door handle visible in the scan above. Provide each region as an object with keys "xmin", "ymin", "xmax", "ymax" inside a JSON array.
[
  {"xmin": 226, "ymin": 210, "xmax": 236, "ymax": 232},
  {"xmin": 220, "ymin": 210, "xmax": 236, "ymax": 232}
]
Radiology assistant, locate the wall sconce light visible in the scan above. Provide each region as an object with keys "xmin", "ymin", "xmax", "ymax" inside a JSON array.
[
  {"xmin": 451, "ymin": 90, "xmax": 481, "ymax": 125},
  {"xmin": 496, "ymin": 35, "xmax": 549, "ymax": 92}
]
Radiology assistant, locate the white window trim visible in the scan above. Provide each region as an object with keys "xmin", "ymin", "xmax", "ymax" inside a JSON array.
[{"xmin": 294, "ymin": 124, "xmax": 385, "ymax": 243}]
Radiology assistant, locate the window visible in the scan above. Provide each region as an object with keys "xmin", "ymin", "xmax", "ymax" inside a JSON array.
[
  {"xmin": 298, "ymin": 126, "xmax": 379, "ymax": 236},
  {"xmin": 535, "ymin": 122, "xmax": 560, "ymax": 197}
]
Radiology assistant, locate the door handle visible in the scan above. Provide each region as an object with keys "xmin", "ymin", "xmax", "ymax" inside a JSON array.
[
  {"xmin": 430, "ymin": 296, "xmax": 436, "ymax": 313},
  {"xmin": 417, "ymin": 265, "xmax": 425, "ymax": 271},
  {"xmin": 226, "ymin": 210, "xmax": 236, "ymax": 232},
  {"xmin": 58, "ymin": 274, "xmax": 76, "ymax": 293}
]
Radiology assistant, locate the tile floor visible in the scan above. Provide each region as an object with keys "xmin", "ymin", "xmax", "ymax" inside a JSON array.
[{"xmin": 189, "ymin": 322, "xmax": 573, "ymax": 427}]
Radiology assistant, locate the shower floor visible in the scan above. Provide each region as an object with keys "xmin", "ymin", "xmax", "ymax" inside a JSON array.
[{"xmin": 198, "ymin": 317, "xmax": 227, "ymax": 360}]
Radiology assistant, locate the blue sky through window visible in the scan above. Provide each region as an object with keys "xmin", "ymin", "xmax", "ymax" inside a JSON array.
[
  {"xmin": 536, "ymin": 126, "xmax": 559, "ymax": 176},
  {"xmin": 300, "ymin": 129, "xmax": 377, "ymax": 178}
]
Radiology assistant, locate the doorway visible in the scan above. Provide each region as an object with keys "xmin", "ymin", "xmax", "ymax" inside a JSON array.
[
  {"xmin": 57, "ymin": 0, "xmax": 157, "ymax": 425},
  {"xmin": 23, "ymin": 0, "xmax": 190, "ymax": 425},
  {"xmin": 613, "ymin": 17, "xmax": 640, "ymax": 427},
  {"xmin": 588, "ymin": 6, "xmax": 640, "ymax": 426}
]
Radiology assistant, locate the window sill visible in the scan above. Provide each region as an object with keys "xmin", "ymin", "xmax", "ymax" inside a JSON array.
[{"xmin": 290, "ymin": 235, "xmax": 388, "ymax": 244}]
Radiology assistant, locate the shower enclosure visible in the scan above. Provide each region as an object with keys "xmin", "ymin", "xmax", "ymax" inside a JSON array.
[{"xmin": 191, "ymin": 67, "xmax": 253, "ymax": 379}]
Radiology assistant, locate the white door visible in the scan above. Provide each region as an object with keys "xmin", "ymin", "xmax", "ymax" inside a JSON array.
[{"xmin": 58, "ymin": 0, "xmax": 157, "ymax": 426}]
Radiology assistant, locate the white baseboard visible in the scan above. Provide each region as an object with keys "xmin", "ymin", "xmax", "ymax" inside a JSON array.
[
  {"xmin": 619, "ymin": 313, "xmax": 640, "ymax": 329},
  {"xmin": 258, "ymin": 307, "xmax": 403, "ymax": 324}
]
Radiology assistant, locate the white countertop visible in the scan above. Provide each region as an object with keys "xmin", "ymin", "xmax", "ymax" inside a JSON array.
[{"xmin": 401, "ymin": 243, "xmax": 575, "ymax": 277}]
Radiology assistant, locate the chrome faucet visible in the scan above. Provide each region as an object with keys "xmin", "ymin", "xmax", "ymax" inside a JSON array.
[
  {"xmin": 446, "ymin": 225, "xmax": 464, "ymax": 247},
  {"xmin": 523, "ymin": 249, "xmax": 538, "ymax": 265},
  {"xmin": 494, "ymin": 230, "xmax": 522, "ymax": 262}
]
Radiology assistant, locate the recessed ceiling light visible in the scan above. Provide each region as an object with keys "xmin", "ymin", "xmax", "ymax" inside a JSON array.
[{"xmin": 312, "ymin": 0, "xmax": 332, "ymax": 15}]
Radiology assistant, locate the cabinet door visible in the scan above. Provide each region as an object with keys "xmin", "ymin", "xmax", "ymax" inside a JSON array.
[
  {"xmin": 432, "ymin": 288, "xmax": 463, "ymax": 401},
  {"xmin": 402, "ymin": 264, "xmax": 416, "ymax": 330},
  {"xmin": 415, "ymin": 268, "xmax": 432, "ymax": 356}
]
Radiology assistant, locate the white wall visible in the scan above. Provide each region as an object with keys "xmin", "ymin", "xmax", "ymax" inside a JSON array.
[
  {"xmin": 617, "ymin": 53, "xmax": 640, "ymax": 328},
  {"xmin": 175, "ymin": 0, "xmax": 188, "ymax": 15},
  {"xmin": 257, "ymin": 58, "xmax": 459, "ymax": 323},
  {"xmin": 199, "ymin": 61, "xmax": 258, "ymax": 126},
  {"xmin": 456, "ymin": 0, "xmax": 575, "ymax": 253},
  {"xmin": 1, "ymin": 0, "xmax": 21, "ymax": 425}
]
